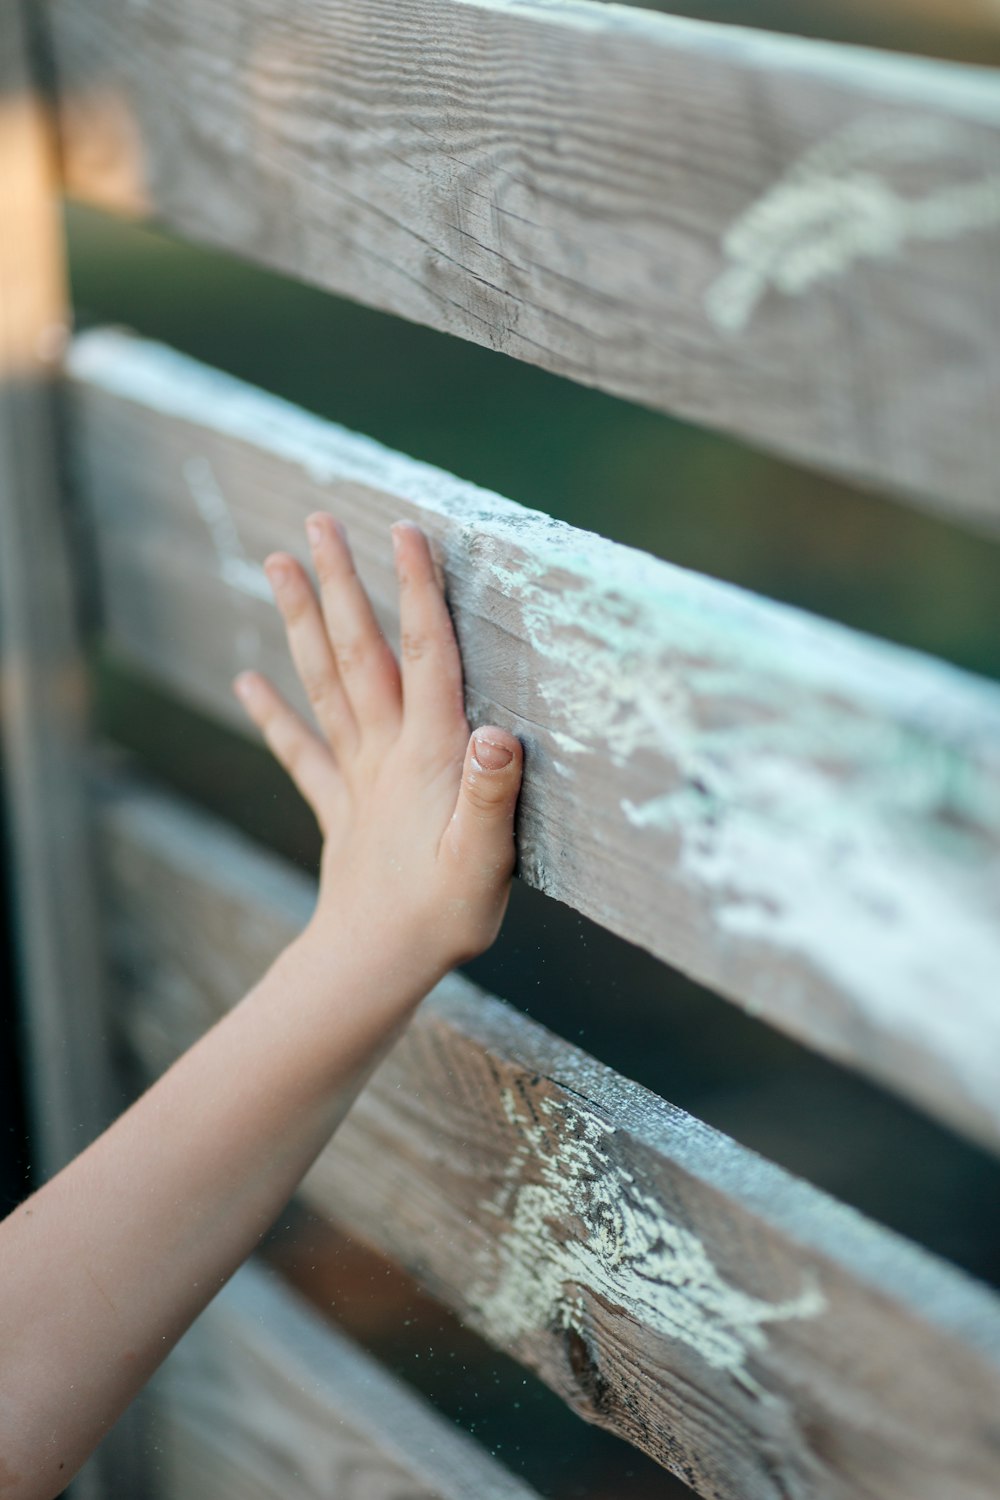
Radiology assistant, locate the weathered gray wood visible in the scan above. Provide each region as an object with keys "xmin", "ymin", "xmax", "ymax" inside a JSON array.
[
  {"xmin": 0, "ymin": 12, "xmax": 138, "ymax": 1498},
  {"xmin": 48, "ymin": 0, "xmax": 1000, "ymax": 525},
  {"xmin": 144, "ymin": 1258, "xmax": 539, "ymax": 1500},
  {"xmin": 100, "ymin": 778, "xmax": 1000, "ymax": 1500},
  {"xmin": 0, "ymin": 0, "xmax": 107, "ymax": 1185},
  {"xmin": 70, "ymin": 332, "xmax": 1000, "ymax": 1154}
]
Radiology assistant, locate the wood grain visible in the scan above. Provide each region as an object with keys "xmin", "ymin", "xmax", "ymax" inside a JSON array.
[
  {"xmin": 144, "ymin": 1258, "xmax": 540, "ymax": 1500},
  {"xmin": 69, "ymin": 332, "xmax": 1000, "ymax": 1153},
  {"xmin": 100, "ymin": 777, "xmax": 1000, "ymax": 1500},
  {"xmin": 46, "ymin": 0, "xmax": 1000, "ymax": 526}
]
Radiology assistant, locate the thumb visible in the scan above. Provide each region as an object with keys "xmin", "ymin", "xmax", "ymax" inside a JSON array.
[{"xmin": 445, "ymin": 726, "xmax": 523, "ymax": 873}]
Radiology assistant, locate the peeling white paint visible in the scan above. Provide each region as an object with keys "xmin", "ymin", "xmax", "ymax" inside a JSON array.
[
  {"xmin": 706, "ymin": 115, "xmax": 1000, "ymax": 332},
  {"xmin": 621, "ymin": 793, "xmax": 676, "ymax": 829},
  {"xmin": 184, "ymin": 455, "xmax": 270, "ymax": 601},
  {"xmin": 219, "ymin": 556, "xmax": 273, "ymax": 603},
  {"xmin": 183, "ymin": 455, "xmax": 265, "ymax": 664},
  {"xmin": 473, "ymin": 1087, "xmax": 824, "ymax": 1393},
  {"xmin": 453, "ymin": 519, "xmax": 1000, "ymax": 1121}
]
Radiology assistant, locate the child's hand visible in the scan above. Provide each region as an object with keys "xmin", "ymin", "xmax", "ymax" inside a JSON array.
[
  {"xmin": 0, "ymin": 517, "xmax": 522, "ymax": 1500},
  {"xmin": 233, "ymin": 517, "xmax": 523, "ymax": 992}
]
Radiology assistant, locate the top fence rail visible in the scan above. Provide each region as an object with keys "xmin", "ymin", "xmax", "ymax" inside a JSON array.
[{"xmin": 48, "ymin": 0, "xmax": 1000, "ymax": 528}]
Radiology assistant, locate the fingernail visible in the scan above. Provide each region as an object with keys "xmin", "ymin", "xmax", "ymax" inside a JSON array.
[
  {"xmin": 305, "ymin": 516, "xmax": 324, "ymax": 547},
  {"xmin": 264, "ymin": 555, "xmax": 287, "ymax": 586},
  {"xmin": 473, "ymin": 731, "xmax": 514, "ymax": 770},
  {"xmin": 233, "ymin": 672, "xmax": 254, "ymax": 699}
]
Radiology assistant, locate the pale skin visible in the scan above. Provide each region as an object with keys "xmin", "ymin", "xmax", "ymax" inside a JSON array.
[{"xmin": 0, "ymin": 517, "xmax": 523, "ymax": 1500}]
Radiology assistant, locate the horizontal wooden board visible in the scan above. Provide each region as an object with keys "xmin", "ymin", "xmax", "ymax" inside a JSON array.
[
  {"xmin": 143, "ymin": 1258, "xmax": 539, "ymax": 1500},
  {"xmin": 48, "ymin": 0, "xmax": 1000, "ymax": 525},
  {"xmin": 70, "ymin": 331, "xmax": 1000, "ymax": 1153},
  {"xmin": 99, "ymin": 776, "xmax": 1000, "ymax": 1500}
]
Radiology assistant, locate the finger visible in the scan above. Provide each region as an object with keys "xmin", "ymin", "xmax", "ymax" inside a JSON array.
[
  {"xmin": 392, "ymin": 521, "xmax": 466, "ymax": 736},
  {"xmin": 442, "ymin": 726, "xmax": 523, "ymax": 884},
  {"xmin": 306, "ymin": 513, "xmax": 402, "ymax": 741},
  {"xmin": 232, "ymin": 670, "xmax": 339, "ymax": 826},
  {"xmin": 263, "ymin": 550, "xmax": 356, "ymax": 756}
]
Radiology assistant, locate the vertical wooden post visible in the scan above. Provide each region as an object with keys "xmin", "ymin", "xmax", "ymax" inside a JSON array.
[
  {"xmin": 0, "ymin": 3, "xmax": 136, "ymax": 1494},
  {"xmin": 0, "ymin": 0, "xmax": 110, "ymax": 1197}
]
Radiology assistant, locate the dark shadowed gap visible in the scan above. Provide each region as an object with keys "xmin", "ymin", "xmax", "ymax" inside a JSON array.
[
  {"xmin": 259, "ymin": 1207, "xmax": 689, "ymax": 1499},
  {"xmin": 615, "ymin": 0, "xmax": 1000, "ymax": 66},
  {"xmin": 94, "ymin": 659, "xmax": 1000, "ymax": 1293},
  {"xmin": 66, "ymin": 206, "xmax": 1000, "ymax": 685}
]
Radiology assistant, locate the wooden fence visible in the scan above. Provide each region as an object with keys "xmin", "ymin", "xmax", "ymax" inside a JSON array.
[{"xmin": 2, "ymin": 0, "xmax": 999, "ymax": 1496}]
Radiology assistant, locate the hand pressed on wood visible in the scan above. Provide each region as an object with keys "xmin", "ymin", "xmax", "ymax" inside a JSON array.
[{"xmin": 233, "ymin": 516, "xmax": 523, "ymax": 986}]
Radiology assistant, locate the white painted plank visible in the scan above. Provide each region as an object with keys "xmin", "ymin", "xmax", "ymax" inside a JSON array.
[
  {"xmin": 101, "ymin": 778, "xmax": 1000, "ymax": 1500},
  {"xmin": 145, "ymin": 1259, "xmax": 539, "ymax": 1500},
  {"xmin": 70, "ymin": 331, "xmax": 1000, "ymax": 1153},
  {"xmin": 48, "ymin": 0, "xmax": 1000, "ymax": 525}
]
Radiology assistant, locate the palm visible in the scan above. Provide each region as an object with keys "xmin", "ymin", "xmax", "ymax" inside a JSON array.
[{"xmin": 234, "ymin": 517, "xmax": 522, "ymax": 976}]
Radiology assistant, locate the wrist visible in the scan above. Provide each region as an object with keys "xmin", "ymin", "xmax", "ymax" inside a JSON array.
[{"xmin": 290, "ymin": 907, "xmax": 446, "ymax": 1019}]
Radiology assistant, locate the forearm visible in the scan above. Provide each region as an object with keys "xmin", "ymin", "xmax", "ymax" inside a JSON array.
[
  {"xmin": 0, "ymin": 516, "xmax": 522, "ymax": 1499},
  {"xmin": 0, "ymin": 926, "xmax": 428, "ymax": 1499}
]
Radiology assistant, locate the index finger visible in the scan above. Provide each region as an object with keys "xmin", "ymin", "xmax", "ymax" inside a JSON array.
[{"xmin": 392, "ymin": 522, "xmax": 467, "ymax": 737}]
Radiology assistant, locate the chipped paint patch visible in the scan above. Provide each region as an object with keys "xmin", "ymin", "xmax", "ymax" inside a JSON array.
[
  {"xmin": 184, "ymin": 456, "xmax": 270, "ymax": 602},
  {"xmin": 453, "ymin": 512, "xmax": 1000, "ymax": 1117},
  {"xmin": 706, "ymin": 115, "xmax": 1000, "ymax": 332},
  {"xmin": 184, "ymin": 456, "xmax": 265, "ymax": 664},
  {"xmin": 472, "ymin": 1087, "xmax": 824, "ymax": 1393},
  {"xmin": 219, "ymin": 556, "xmax": 272, "ymax": 602}
]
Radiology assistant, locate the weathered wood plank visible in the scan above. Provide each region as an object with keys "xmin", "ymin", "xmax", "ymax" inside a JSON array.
[
  {"xmin": 70, "ymin": 332, "xmax": 1000, "ymax": 1153},
  {"xmin": 100, "ymin": 777, "xmax": 1000, "ymax": 1500},
  {"xmin": 48, "ymin": 0, "xmax": 1000, "ymax": 525},
  {"xmin": 144, "ymin": 1258, "xmax": 539, "ymax": 1500},
  {"xmin": 0, "ymin": 13, "xmax": 139, "ymax": 1497}
]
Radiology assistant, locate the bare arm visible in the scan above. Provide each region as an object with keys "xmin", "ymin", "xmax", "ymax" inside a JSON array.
[{"xmin": 0, "ymin": 518, "xmax": 523, "ymax": 1499}]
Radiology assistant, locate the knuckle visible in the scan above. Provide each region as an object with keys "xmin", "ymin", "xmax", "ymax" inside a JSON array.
[
  {"xmin": 257, "ymin": 699, "xmax": 281, "ymax": 734},
  {"xmin": 316, "ymin": 554, "xmax": 350, "ymax": 588},
  {"xmin": 299, "ymin": 666, "xmax": 333, "ymax": 707},
  {"xmin": 277, "ymin": 732, "xmax": 307, "ymax": 775},
  {"xmin": 400, "ymin": 629, "xmax": 430, "ymax": 664},
  {"xmin": 333, "ymin": 636, "xmax": 367, "ymax": 674},
  {"xmin": 463, "ymin": 778, "xmax": 501, "ymax": 815},
  {"xmin": 279, "ymin": 587, "xmax": 311, "ymax": 625}
]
